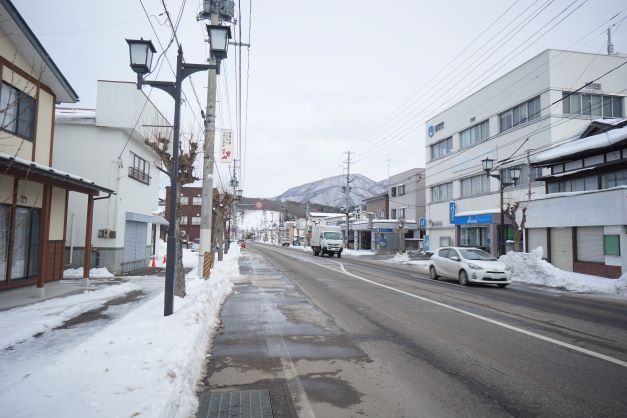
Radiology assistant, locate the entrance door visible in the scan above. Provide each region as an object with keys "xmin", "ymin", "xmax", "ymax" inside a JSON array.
[{"xmin": 550, "ymin": 227, "xmax": 573, "ymax": 272}]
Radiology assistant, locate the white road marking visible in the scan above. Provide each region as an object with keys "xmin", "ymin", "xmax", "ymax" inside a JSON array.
[{"xmin": 298, "ymin": 254, "xmax": 627, "ymax": 369}]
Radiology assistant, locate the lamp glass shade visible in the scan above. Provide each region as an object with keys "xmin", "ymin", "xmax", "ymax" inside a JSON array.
[
  {"xmin": 481, "ymin": 157, "xmax": 494, "ymax": 173},
  {"xmin": 510, "ymin": 167, "xmax": 521, "ymax": 181},
  {"xmin": 236, "ymin": 189, "xmax": 243, "ymax": 198},
  {"xmin": 207, "ymin": 25, "xmax": 231, "ymax": 59},
  {"xmin": 126, "ymin": 39, "xmax": 156, "ymax": 74}
]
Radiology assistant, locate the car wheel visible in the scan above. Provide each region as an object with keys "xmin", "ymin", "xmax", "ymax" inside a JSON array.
[
  {"xmin": 497, "ymin": 283, "xmax": 508, "ymax": 288},
  {"xmin": 429, "ymin": 266, "xmax": 438, "ymax": 280},
  {"xmin": 458, "ymin": 270, "xmax": 469, "ymax": 286}
]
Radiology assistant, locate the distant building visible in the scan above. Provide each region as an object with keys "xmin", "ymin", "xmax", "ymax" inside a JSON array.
[
  {"xmin": 165, "ymin": 184, "xmax": 218, "ymax": 247},
  {"xmin": 363, "ymin": 192, "xmax": 389, "ymax": 220}
]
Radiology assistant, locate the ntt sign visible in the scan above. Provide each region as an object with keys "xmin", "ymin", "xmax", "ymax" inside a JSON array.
[{"xmin": 427, "ymin": 121, "xmax": 444, "ymax": 138}]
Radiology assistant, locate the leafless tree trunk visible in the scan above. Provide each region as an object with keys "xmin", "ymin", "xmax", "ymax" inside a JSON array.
[
  {"xmin": 504, "ymin": 202, "xmax": 527, "ymax": 252},
  {"xmin": 145, "ymin": 133, "xmax": 198, "ymax": 298}
]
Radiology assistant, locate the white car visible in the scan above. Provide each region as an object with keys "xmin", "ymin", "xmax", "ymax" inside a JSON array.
[{"xmin": 429, "ymin": 247, "xmax": 511, "ymax": 287}]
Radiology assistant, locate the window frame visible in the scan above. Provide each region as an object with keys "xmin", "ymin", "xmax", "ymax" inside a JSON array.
[
  {"xmin": 128, "ymin": 152, "xmax": 151, "ymax": 185},
  {"xmin": 0, "ymin": 82, "xmax": 36, "ymax": 141},
  {"xmin": 499, "ymin": 96, "xmax": 541, "ymax": 133},
  {"xmin": 604, "ymin": 235, "xmax": 620, "ymax": 256}
]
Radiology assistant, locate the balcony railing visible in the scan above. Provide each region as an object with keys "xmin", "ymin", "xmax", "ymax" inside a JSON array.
[{"xmin": 128, "ymin": 166, "xmax": 151, "ymax": 185}]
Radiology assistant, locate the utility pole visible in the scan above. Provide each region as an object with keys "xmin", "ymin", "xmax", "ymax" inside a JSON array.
[
  {"xmin": 344, "ymin": 151, "xmax": 353, "ymax": 249},
  {"xmin": 607, "ymin": 27, "xmax": 614, "ymax": 55},
  {"xmin": 197, "ymin": 7, "xmax": 220, "ymax": 278},
  {"xmin": 527, "ymin": 149, "xmax": 532, "ymax": 201}
]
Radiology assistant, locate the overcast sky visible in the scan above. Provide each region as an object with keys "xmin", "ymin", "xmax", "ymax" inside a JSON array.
[{"xmin": 15, "ymin": 0, "xmax": 627, "ymax": 198}]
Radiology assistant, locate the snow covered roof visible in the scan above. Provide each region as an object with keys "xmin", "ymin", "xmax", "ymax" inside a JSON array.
[
  {"xmin": 309, "ymin": 212, "xmax": 345, "ymax": 218},
  {"xmin": 530, "ymin": 185, "xmax": 627, "ymax": 201},
  {"xmin": 531, "ymin": 122, "xmax": 627, "ymax": 165},
  {"xmin": 55, "ymin": 107, "xmax": 96, "ymax": 121},
  {"xmin": 0, "ymin": 151, "xmax": 114, "ymax": 195}
]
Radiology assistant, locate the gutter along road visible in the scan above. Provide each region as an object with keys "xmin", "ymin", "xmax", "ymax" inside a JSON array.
[{"xmin": 202, "ymin": 243, "xmax": 627, "ymax": 418}]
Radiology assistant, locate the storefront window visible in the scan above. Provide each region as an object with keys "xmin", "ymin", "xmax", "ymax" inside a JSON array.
[{"xmin": 460, "ymin": 226, "xmax": 490, "ymax": 252}]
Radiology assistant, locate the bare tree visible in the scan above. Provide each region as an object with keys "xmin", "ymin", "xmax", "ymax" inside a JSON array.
[
  {"xmin": 213, "ymin": 192, "xmax": 234, "ymax": 262},
  {"xmin": 504, "ymin": 202, "xmax": 527, "ymax": 252},
  {"xmin": 145, "ymin": 132, "xmax": 198, "ymax": 298}
]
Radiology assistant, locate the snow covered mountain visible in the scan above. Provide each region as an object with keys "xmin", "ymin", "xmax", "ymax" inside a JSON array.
[{"xmin": 273, "ymin": 174, "xmax": 386, "ymax": 208}]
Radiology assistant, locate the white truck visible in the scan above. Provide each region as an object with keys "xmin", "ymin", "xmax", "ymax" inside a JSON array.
[{"xmin": 310, "ymin": 225, "xmax": 344, "ymax": 257}]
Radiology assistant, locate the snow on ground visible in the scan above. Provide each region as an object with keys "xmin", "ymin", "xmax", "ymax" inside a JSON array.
[
  {"xmin": 0, "ymin": 282, "xmax": 140, "ymax": 351},
  {"xmin": 500, "ymin": 248, "xmax": 627, "ymax": 296},
  {"xmin": 63, "ymin": 267, "xmax": 114, "ymax": 279},
  {"xmin": 0, "ymin": 246, "xmax": 239, "ymax": 418},
  {"xmin": 384, "ymin": 253, "xmax": 430, "ymax": 274}
]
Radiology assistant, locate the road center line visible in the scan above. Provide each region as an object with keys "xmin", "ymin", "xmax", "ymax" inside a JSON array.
[{"xmin": 290, "ymin": 251, "xmax": 627, "ymax": 369}]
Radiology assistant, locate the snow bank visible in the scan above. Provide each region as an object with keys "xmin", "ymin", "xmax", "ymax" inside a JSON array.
[
  {"xmin": 0, "ymin": 282, "xmax": 140, "ymax": 350},
  {"xmin": 0, "ymin": 250, "xmax": 237, "ymax": 418},
  {"xmin": 500, "ymin": 248, "xmax": 627, "ymax": 296},
  {"xmin": 63, "ymin": 267, "xmax": 114, "ymax": 279},
  {"xmin": 383, "ymin": 253, "xmax": 430, "ymax": 273}
]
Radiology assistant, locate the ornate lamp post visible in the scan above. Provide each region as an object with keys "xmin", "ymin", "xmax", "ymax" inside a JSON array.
[
  {"xmin": 481, "ymin": 157, "xmax": 521, "ymax": 256},
  {"xmin": 126, "ymin": 38, "xmax": 217, "ymax": 316}
]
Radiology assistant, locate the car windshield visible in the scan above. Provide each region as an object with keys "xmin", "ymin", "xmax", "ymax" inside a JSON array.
[
  {"xmin": 323, "ymin": 232, "xmax": 342, "ymax": 240},
  {"xmin": 458, "ymin": 248, "xmax": 497, "ymax": 261}
]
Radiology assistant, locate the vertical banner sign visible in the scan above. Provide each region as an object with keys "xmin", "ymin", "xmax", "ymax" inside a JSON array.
[
  {"xmin": 220, "ymin": 129, "xmax": 233, "ymax": 162},
  {"xmin": 449, "ymin": 201, "xmax": 456, "ymax": 224}
]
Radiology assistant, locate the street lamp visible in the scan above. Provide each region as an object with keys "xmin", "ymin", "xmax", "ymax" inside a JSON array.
[
  {"xmin": 481, "ymin": 158, "xmax": 520, "ymax": 256},
  {"xmin": 236, "ymin": 188, "xmax": 243, "ymax": 199},
  {"xmin": 206, "ymin": 25, "xmax": 231, "ymax": 60},
  {"xmin": 126, "ymin": 39, "xmax": 216, "ymax": 316}
]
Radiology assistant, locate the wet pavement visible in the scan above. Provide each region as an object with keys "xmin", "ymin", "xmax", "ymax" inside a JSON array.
[{"xmin": 200, "ymin": 250, "xmax": 371, "ymax": 418}]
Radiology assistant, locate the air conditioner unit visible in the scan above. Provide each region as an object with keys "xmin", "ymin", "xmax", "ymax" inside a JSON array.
[
  {"xmin": 97, "ymin": 229, "xmax": 104, "ymax": 238},
  {"xmin": 109, "ymin": 230, "xmax": 117, "ymax": 238}
]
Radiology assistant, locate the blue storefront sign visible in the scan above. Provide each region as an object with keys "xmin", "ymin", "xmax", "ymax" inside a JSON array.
[
  {"xmin": 423, "ymin": 235, "xmax": 430, "ymax": 251},
  {"xmin": 449, "ymin": 201, "xmax": 456, "ymax": 224},
  {"xmin": 375, "ymin": 227, "xmax": 394, "ymax": 233},
  {"xmin": 454, "ymin": 213, "xmax": 493, "ymax": 225},
  {"xmin": 419, "ymin": 217, "xmax": 426, "ymax": 228}
]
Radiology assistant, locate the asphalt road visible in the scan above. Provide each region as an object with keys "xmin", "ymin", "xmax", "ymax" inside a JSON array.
[{"xmin": 201, "ymin": 243, "xmax": 627, "ymax": 418}]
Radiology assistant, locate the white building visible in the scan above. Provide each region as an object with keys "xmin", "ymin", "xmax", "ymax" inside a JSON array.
[
  {"xmin": 53, "ymin": 81, "xmax": 171, "ymax": 273},
  {"xmin": 424, "ymin": 49, "xmax": 626, "ymax": 255},
  {"xmin": 525, "ymin": 120, "xmax": 627, "ymax": 278}
]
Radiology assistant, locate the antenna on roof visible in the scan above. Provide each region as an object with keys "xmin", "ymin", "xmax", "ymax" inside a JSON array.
[{"xmin": 607, "ymin": 27, "xmax": 615, "ymax": 55}]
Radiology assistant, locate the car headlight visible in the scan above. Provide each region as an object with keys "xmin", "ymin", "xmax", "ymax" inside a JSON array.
[{"xmin": 468, "ymin": 263, "xmax": 483, "ymax": 270}]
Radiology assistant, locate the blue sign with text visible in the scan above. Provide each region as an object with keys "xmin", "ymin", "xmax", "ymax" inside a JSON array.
[
  {"xmin": 454, "ymin": 213, "xmax": 493, "ymax": 225},
  {"xmin": 419, "ymin": 217, "xmax": 426, "ymax": 228},
  {"xmin": 449, "ymin": 201, "xmax": 456, "ymax": 224}
]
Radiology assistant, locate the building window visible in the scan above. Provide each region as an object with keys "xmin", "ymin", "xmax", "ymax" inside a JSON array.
[
  {"xmin": 547, "ymin": 175, "xmax": 598, "ymax": 193},
  {"xmin": 503, "ymin": 165, "xmax": 543, "ymax": 189},
  {"xmin": 180, "ymin": 216, "xmax": 188, "ymax": 225},
  {"xmin": 562, "ymin": 92, "xmax": 623, "ymax": 118},
  {"xmin": 391, "ymin": 187, "xmax": 396, "ymax": 197},
  {"xmin": 499, "ymin": 96, "xmax": 540, "ymax": 133},
  {"xmin": 192, "ymin": 196, "xmax": 202, "ymax": 205},
  {"xmin": 606, "ymin": 150, "xmax": 621, "ymax": 162},
  {"xmin": 431, "ymin": 182, "xmax": 452, "ymax": 202},
  {"xmin": 460, "ymin": 120, "xmax": 489, "ymax": 148},
  {"xmin": 0, "ymin": 82, "xmax": 36, "ymax": 140},
  {"xmin": 391, "ymin": 209, "xmax": 397, "ymax": 219},
  {"xmin": 439, "ymin": 236, "xmax": 451, "ymax": 247},
  {"xmin": 461, "ymin": 174, "xmax": 490, "ymax": 196},
  {"xmin": 584, "ymin": 154, "xmax": 604, "ymax": 167},
  {"xmin": 601, "ymin": 169, "xmax": 627, "ymax": 189},
  {"xmin": 191, "ymin": 216, "xmax": 201, "ymax": 225},
  {"xmin": 552, "ymin": 164, "xmax": 564, "ymax": 174},
  {"xmin": 564, "ymin": 160, "xmax": 583, "ymax": 172},
  {"xmin": 398, "ymin": 185, "xmax": 405, "ymax": 196},
  {"xmin": 128, "ymin": 153, "xmax": 151, "ymax": 185},
  {"xmin": 180, "ymin": 196, "xmax": 189, "ymax": 205},
  {"xmin": 431, "ymin": 136, "xmax": 453, "ymax": 160},
  {"xmin": 604, "ymin": 235, "xmax": 620, "ymax": 256},
  {"xmin": 397, "ymin": 208, "xmax": 405, "ymax": 218}
]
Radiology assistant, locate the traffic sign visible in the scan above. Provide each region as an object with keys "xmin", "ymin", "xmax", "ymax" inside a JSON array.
[{"xmin": 255, "ymin": 201, "xmax": 263, "ymax": 209}]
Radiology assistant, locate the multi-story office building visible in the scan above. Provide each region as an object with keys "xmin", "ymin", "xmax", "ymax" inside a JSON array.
[{"xmin": 424, "ymin": 49, "xmax": 626, "ymax": 255}]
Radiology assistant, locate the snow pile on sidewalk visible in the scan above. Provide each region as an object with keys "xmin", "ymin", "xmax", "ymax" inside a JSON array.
[
  {"xmin": 384, "ymin": 253, "xmax": 430, "ymax": 273},
  {"xmin": 0, "ymin": 282, "xmax": 140, "ymax": 350},
  {"xmin": 1, "ymin": 249, "xmax": 238, "ymax": 418},
  {"xmin": 500, "ymin": 248, "xmax": 627, "ymax": 296},
  {"xmin": 63, "ymin": 267, "xmax": 114, "ymax": 279}
]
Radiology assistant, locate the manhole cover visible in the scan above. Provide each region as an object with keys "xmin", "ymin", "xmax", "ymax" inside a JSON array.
[{"xmin": 197, "ymin": 389, "xmax": 273, "ymax": 418}]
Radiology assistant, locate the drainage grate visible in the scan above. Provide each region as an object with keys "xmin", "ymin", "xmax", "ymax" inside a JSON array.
[{"xmin": 197, "ymin": 389, "xmax": 273, "ymax": 418}]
